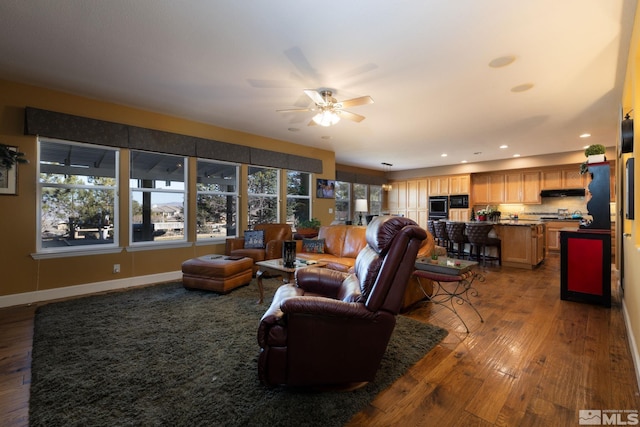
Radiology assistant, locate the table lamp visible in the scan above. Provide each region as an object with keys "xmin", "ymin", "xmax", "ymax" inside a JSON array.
[{"xmin": 355, "ymin": 199, "xmax": 368, "ymax": 226}]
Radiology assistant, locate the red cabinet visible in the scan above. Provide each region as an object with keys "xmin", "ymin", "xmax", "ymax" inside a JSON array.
[{"xmin": 560, "ymin": 229, "xmax": 611, "ymax": 307}]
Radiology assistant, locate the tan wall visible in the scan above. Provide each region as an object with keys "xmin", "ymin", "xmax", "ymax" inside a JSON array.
[
  {"xmin": 0, "ymin": 79, "xmax": 336, "ymax": 298},
  {"xmin": 621, "ymin": 1, "xmax": 640, "ymax": 381}
]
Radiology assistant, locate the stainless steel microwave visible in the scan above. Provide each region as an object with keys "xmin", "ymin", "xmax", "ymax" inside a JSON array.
[{"xmin": 449, "ymin": 195, "xmax": 469, "ymax": 209}]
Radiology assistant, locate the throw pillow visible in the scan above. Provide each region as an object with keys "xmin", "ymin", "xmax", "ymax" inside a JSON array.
[
  {"xmin": 244, "ymin": 230, "xmax": 265, "ymax": 249},
  {"xmin": 302, "ymin": 238, "xmax": 325, "ymax": 254}
]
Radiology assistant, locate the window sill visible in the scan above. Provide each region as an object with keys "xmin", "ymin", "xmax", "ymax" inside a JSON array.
[{"xmin": 32, "ymin": 246, "xmax": 123, "ymax": 260}]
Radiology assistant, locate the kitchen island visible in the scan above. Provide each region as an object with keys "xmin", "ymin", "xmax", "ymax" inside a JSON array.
[{"xmin": 493, "ymin": 220, "xmax": 546, "ymax": 269}]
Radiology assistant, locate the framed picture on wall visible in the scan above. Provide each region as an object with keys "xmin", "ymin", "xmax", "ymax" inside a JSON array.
[
  {"xmin": 0, "ymin": 146, "xmax": 18, "ymax": 195},
  {"xmin": 316, "ymin": 179, "xmax": 335, "ymax": 199}
]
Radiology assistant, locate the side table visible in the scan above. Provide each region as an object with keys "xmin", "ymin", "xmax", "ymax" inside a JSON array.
[
  {"xmin": 413, "ymin": 268, "xmax": 484, "ymax": 332},
  {"xmin": 254, "ymin": 258, "xmax": 327, "ymax": 304}
]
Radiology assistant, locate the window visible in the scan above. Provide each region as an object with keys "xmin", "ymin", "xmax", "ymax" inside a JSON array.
[
  {"xmin": 196, "ymin": 160, "xmax": 239, "ymax": 241},
  {"xmin": 370, "ymin": 185, "xmax": 382, "ymax": 215},
  {"xmin": 38, "ymin": 139, "xmax": 118, "ymax": 252},
  {"xmin": 247, "ymin": 166, "xmax": 279, "ymax": 225},
  {"xmin": 334, "ymin": 181, "xmax": 351, "ymax": 222},
  {"xmin": 130, "ymin": 150, "xmax": 187, "ymax": 244},
  {"xmin": 286, "ymin": 171, "xmax": 311, "ymax": 229}
]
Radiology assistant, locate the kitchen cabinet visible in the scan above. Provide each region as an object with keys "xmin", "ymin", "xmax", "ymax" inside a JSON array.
[
  {"xmin": 449, "ymin": 175, "xmax": 470, "ymax": 195},
  {"xmin": 449, "ymin": 208, "xmax": 470, "ymax": 222},
  {"xmin": 428, "ymin": 176, "xmax": 449, "ymax": 196},
  {"xmin": 560, "ymin": 229, "xmax": 611, "ymax": 307},
  {"xmin": 472, "ymin": 173, "xmax": 505, "ymax": 204},
  {"xmin": 494, "ymin": 223, "xmax": 545, "ymax": 269},
  {"xmin": 472, "ymin": 175, "xmax": 489, "ymax": 204},
  {"xmin": 541, "ymin": 167, "xmax": 585, "ymax": 189},
  {"xmin": 545, "ymin": 220, "xmax": 581, "ymax": 253},
  {"xmin": 407, "ymin": 179, "xmax": 428, "ymax": 209},
  {"xmin": 505, "ymin": 171, "xmax": 541, "ymax": 204}
]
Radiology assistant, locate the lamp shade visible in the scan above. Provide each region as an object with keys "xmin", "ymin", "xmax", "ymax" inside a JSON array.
[
  {"xmin": 312, "ymin": 110, "xmax": 340, "ymax": 127},
  {"xmin": 355, "ymin": 199, "xmax": 368, "ymax": 212}
]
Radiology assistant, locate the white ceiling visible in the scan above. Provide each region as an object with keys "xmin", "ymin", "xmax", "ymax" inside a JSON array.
[{"xmin": 0, "ymin": 0, "xmax": 636, "ymax": 172}]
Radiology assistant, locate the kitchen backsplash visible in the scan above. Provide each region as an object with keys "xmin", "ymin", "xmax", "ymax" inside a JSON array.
[{"xmin": 474, "ymin": 197, "xmax": 616, "ymax": 220}]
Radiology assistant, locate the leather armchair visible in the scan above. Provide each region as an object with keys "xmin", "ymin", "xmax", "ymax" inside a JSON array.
[
  {"xmin": 257, "ymin": 216, "xmax": 427, "ymax": 387},
  {"xmin": 225, "ymin": 223, "xmax": 292, "ymax": 273}
]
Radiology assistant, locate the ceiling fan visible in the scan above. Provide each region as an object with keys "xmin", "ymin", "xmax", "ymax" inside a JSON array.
[{"xmin": 277, "ymin": 89, "xmax": 374, "ymax": 127}]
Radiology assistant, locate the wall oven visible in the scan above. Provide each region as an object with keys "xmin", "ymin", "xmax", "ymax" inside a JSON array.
[
  {"xmin": 449, "ymin": 194, "xmax": 469, "ymax": 209},
  {"xmin": 428, "ymin": 196, "xmax": 449, "ymax": 220}
]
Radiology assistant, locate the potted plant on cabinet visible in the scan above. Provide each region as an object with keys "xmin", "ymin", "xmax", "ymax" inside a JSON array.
[{"xmin": 580, "ymin": 144, "xmax": 606, "ymax": 174}]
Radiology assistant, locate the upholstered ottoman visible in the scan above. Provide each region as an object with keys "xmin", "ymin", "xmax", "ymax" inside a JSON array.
[{"xmin": 182, "ymin": 255, "xmax": 253, "ymax": 293}]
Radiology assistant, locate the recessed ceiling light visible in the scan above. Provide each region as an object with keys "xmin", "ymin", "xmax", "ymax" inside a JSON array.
[
  {"xmin": 580, "ymin": 133, "xmax": 591, "ymax": 138},
  {"xmin": 461, "ymin": 160, "xmax": 468, "ymax": 163},
  {"xmin": 499, "ymin": 144, "xmax": 508, "ymax": 149},
  {"xmin": 513, "ymin": 154, "xmax": 521, "ymax": 158},
  {"xmin": 583, "ymin": 145, "xmax": 590, "ymax": 149},
  {"xmin": 441, "ymin": 153, "xmax": 447, "ymax": 157},
  {"xmin": 511, "ymin": 83, "xmax": 534, "ymax": 93},
  {"xmin": 489, "ymin": 55, "xmax": 516, "ymax": 68}
]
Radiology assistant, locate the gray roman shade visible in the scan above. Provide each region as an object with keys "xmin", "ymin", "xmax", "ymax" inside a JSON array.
[
  {"xmin": 336, "ymin": 170, "xmax": 385, "ymax": 185},
  {"xmin": 24, "ymin": 107, "xmax": 128, "ymax": 147},
  {"xmin": 24, "ymin": 107, "xmax": 323, "ymax": 173}
]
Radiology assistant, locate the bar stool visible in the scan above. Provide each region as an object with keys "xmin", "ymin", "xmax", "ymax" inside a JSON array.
[
  {"xmin": 434, "ymin": 220, "xmax": 451, "ymax": 254},
  {"xmin": 465, "ymin": 222, "xmax": 499, "ymax": 266},
  {"xmin": 427, "ymin": 220, "xmax": 436, "ymax": 243},
  {"xmin": 446, "ymin": 221, "xmax": 468, "ymax": 259}
]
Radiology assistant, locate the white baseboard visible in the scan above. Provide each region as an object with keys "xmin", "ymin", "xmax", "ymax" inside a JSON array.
[
  {"xmin": 0, "ymin": 271, "xmax": 182, "ymax": 308},
  {"xmin": 622, "ymin": 297, "xmax": 640, "ymax": 393}
]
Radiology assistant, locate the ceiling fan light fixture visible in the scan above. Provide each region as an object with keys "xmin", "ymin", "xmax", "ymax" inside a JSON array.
[{"xmin": 312, "ymin": 110, "xmax": 340, "ymax": 127}]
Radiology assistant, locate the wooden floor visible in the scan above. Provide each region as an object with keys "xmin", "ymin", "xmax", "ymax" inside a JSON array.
[{"xmin": 1, "ymin": 254, "xmax": 639, "ymax": 426}]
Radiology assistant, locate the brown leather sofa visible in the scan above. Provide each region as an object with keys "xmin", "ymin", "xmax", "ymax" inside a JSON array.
[
  {"xmin": 225, "ymin": 223, "xmax": 292, "ymax": 273},
  {"xmin": 295, "ymin": 224, "xmax": 368, "ymax": 272},
  {"xmin": 257, "ymin": 216, "xmax": 427, "ymax": 387},
  {"xmin": 296, "ymin": 223, "xmax": 438, "ymax": 309}
]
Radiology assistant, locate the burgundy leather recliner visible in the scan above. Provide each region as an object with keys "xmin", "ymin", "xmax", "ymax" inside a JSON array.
[{"xmin": 257, "ymin": 216, "xmax": 427, "ymax": 388}]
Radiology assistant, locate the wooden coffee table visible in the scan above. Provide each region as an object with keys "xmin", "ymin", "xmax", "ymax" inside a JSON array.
[{"xmin": 254, "ymin": 258, "xmax": 327, "ymax": 304}]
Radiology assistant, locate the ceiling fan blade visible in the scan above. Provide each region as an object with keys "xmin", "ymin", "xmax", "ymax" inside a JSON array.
[
  {"xmin": 335, "ymin": 96, "xmax": 374, "ymax": 109},
  {"xmin": 338, "ymin": 110, "xmax": 366, "ymax": 123},
  {"xmin": 276, "ymin": 108, "xmax": 313, "ymax": 113},
  {"xmin": 303, "ymin": 89, "xmax": 326, "ymax": 106}
]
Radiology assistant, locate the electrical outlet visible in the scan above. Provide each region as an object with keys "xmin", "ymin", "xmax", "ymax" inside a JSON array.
[
  {"xmin": 329, "ymin": 208, "xmax": 333, "ymax": 213},
  {"xmin": 113, "ymin": 264, "xmax": 121, "ymax": 274}
]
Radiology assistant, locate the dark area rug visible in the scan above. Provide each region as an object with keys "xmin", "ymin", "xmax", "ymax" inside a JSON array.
[{"xmin": 29, "ymin": 279, "xmax": 448, "ymax": 427}]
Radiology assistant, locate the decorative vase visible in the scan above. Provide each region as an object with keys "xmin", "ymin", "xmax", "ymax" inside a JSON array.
[
  {"xmin": 587, "ymin": 154, "xmax": 606, "ymax": 164},
  {"xmin": 478, "ymin": 214, "xmax": 487, "ymax": 221},
  {"xmin": 282, "ymin": 240, "xmax": 297, "ymax": 268}
]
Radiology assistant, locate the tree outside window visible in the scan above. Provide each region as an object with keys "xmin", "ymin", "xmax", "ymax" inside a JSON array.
[
  {"xmin": 196, "ymin": 160, "xmax": 239, "ymax": 240},
  {"xmin": 286, "ymin": 171, "xmax": 311, "ymax": 229},
  {"xmin": 247, "ymin": 166, "xmax": 278, "ymax": 225},
  {"xmin": 334, "ymin": 181, "xmax": 350, "ymax": 222}
]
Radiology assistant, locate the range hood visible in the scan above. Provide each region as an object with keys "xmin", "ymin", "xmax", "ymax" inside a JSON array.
[{"xmin": 540, "ymin": 188, "xmax": 586, "ymax": 198}]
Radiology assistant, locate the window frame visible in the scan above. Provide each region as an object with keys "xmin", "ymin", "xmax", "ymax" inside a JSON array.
[
  {"xmin": 35, "ymin": 137, "xmax": 120, "ymax": 258},
  {"xmin": 195, "ymin": 159, "xmax": 239, "ymax": 243},
  {"xmin": 246, "ymin": 165, "xmax": 280, "ymax": 226},
  {"xmin": 129, "ymin": 150, "xmax": 188, "ymax": 248},
  {"xmin": 286, "ymin": 170, "xmax": 312, "ymax": 230}
]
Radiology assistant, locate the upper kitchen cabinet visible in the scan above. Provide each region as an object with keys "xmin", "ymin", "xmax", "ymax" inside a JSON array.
[
  {"xmin": 541, "ymin": 167, "xmax": 585, "ymax": 189},
  {"xmin": 428, "ymin": 176, "xmax": 450, "ymax": 196},
  {"xmin": 449, "ymin": 175, "xmax": 470, "ymax": 195},
  {"xmin": 505, "ymin": 171, "xmax": 541, "ymax": 204},
  {"xmin": 472, "ymin": 173, "xmax": 505, "ymax": 204}
]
